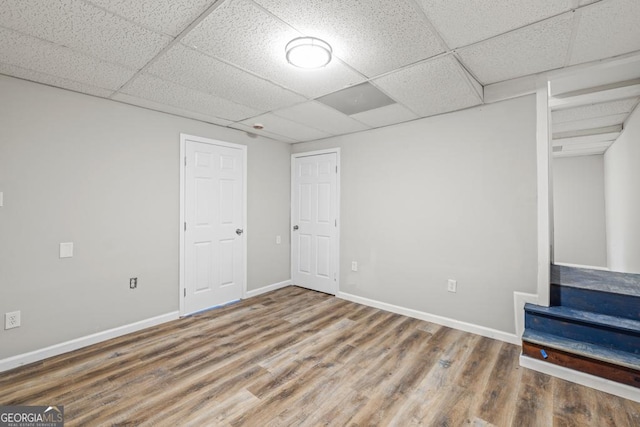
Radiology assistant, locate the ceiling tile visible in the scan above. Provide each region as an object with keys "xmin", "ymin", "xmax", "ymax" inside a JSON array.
[
  {"xmin": 373, "ymin": 56, "xmax": 481, "ymax": 117},
  {"xmin": 85, "ymin": 0, "xmax": 217, "ymax": 36},
  {"xmin": 570, "ymin": 0, "xmax": 640, "ymax": 66},
  {"xmin": 120, "ymin": 74, "xmax": 261, "ymax": 122},
  {"xmin": 253, "ymin": 0, "xmax": 444, "ymax": 77},
  {"xmin": 0, "ymin": 0, "xmax": 171, "ymax": 69},
  {"xmin": 350, "ymin": 103, "xmax": 419, "ymax": 128},
  {"xmin": 552, "ymin": 113, "xmax": 630, "ymax": 133},
  {"xmin": 181, "ymin": 0, "xmax": 364, "ymax": 98},
  {"xmin": 417, "ymin": 0, "xmax": 570, "ymax": 48},
  {"xmin": 0, "ymin": 63, "xmax": 115, "ymax": 98},
  {"xmin": 229, "ymin": 123, "xmax": 297, "ymax": 143},
  {"xmin": 552, "ymin": 98, "xmax": 639, "ymax": 123},
  {"xmin": 457, "ymin": 13, "xmax": 574, "ymax": 85},
  {"xmin": 112, "ymin": 93, "xmax": 233, "ymax": 127},
  {"xmin": 0, "ymin": 27, "xmax": 135, "ymax": 90},
  {"xmin": 272, "ymin": 101, "xmax": 370, "ymax": 135},
  {"xmin": 239, "ymin": 113, "xmax": 332, "ymax": 142},
  {"xmin": 148, "ymin": 44, "xmax": 305, "ymax": 112}
]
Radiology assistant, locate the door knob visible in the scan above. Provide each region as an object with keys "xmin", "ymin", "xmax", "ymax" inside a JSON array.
[
  {"xmin": 293, "ymin": 225, "xmax": 299, "ymax": 230},
  {"xmin": 236, "ymin": 228, "xmax": 244, "ymax": 235}
]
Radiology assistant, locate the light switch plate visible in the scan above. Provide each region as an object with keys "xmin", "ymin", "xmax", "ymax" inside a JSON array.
[
  {"xmin": 0, "ymin": 192, "xmax": 3, "ymax": 207},
  {"xmin": 59, "ymin": 242, "xmax": 74, "ymax": 258}
]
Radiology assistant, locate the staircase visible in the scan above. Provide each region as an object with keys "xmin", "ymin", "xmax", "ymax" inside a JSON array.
[{"xmin": 522, "ymin": 264, "xmax": 640, "ymax": 388}]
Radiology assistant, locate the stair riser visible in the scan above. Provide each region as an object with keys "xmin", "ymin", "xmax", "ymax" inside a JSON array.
[
  {"xmin": 551, "ymin": 284, "xmax": 640, "ymax": 321},
  {"xmin": 522, "ymin": 341, "xmax": 640, "ymax": 388},
  {"xmin": 525, "ymin": 313, "xmax": 640, "ymax": 354}
]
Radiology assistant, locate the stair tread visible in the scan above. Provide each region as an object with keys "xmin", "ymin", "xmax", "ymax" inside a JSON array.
[
  {"xmin": 523, "ymin": 329, "xmax": 640, "ymax": 370},
  {"xmin": 551, "ymin": 264, "xmax": 640, "ymax": 297},
  {"xmin": 524, "ymin": 303, "xmax": 640, "ymax": 331}
]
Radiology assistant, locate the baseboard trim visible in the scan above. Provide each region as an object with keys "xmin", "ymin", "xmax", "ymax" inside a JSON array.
[
  {"xmin": 337, "ymin": 292, "xmax": 520, "ymax": 345},
  {"xmin": 520, "ymin": 355, "xmax": 640, "ymax": 402},
  {"xmin": 0, "ymin": 311, "xmax": 179, "ymax": 373},
  {"xmin": 245, "ymin": 280, "xmax": 291, "ymax": 298}
]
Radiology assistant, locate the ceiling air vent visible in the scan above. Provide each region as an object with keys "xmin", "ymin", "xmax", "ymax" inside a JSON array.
[
  {"xmin": 316, "ymin": 82, "xmax": 396, "ymax": 115},
  {"xmin": 553, "ymin": 146, "xmax": 563, "ymax": 152}
]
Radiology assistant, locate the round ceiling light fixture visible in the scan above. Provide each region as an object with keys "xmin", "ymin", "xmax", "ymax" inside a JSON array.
[{"xmin": 285, "ymin": 37, "xmax": 332, "ymax": 69}]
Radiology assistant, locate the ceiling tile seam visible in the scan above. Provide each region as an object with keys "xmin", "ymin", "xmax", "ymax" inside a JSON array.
[
  {"xmin": 109, "ymin": 0, "xmax": 228, "ymax": 98},
  {"xmin": 243, "ymin": 0, "xmax": 372, "ymax": 81},
  {"xmin": 118, "ymin": 71, "xmax": 261, "ymax": 122},
  {"xmin": 450, "ymin": 54, "xmax": 484, "ymax": 102},
  {"xmin": 0, "ymin": 71, "xmax": 116, "ymax": 99},
  {"xmin": 228, "ymin": 123, "xmax": 299, "ymax": 143},
  {"xmin": 79, "ymin": 0, "xmax": 183, "ymax": 38},
  {"xmin": 267, "ymin": 113, "xmax": 339, "ymax": 136},
  {"xmin": 563, "ymin": 9, "xmax": 583, "ymax": 67},
  {"xmin": 268, "ymin": 110, "xmax": 351, "ymax": 136},
  {"xmin": 0, "ymin": 62, "xmax": 115, "ymax": 93},
  {"xmin": 0, "ymin": 24, "xmax": 142, "ymax": 73},
  {"xmin": 112, "ymin": 97, "xmax": 234, "ymax": 127},
  {"xmin": 362, "ymin": 80, "xmax": 424, "ymax": 118},
  {"xmin": 408, "ymin": 0, "xmax": 453, "ymax": 53},
  {"xmin": 178, "ymin": 43, "xmax": 319, "ymax": 102},
  {"xmin": 452, "ymin": 7, "xmax": 587, "ymax": 54}
]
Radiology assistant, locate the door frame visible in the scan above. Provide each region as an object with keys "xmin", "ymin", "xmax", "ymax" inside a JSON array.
[
  {"xmin": 179, "ymin": 133, "xmax": 248, "ymax": 316},
  {"xmin": 291, "ymin": 148, "xmax": 341, "ymax": 295}
]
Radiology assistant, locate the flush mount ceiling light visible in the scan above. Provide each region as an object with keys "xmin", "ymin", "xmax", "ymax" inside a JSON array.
[{"xmin": 285, "ymin": 37, "xmax": 332, "ymax": 69}]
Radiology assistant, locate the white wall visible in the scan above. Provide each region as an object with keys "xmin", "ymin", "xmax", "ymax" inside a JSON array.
[
  {"xmin": 605, "ymin": 105, "xmax": 640, "ymax": 274},
  {"xmin": 552, "ymin": 155, "xmax": 607, "ymax": 268},
  {"xmin": 293, "ymin": 95, "xmax": 538, "ymax": 334},
  {"xmin": 0, "ymin": 76, "xmax": 291, "ymax": 360}
]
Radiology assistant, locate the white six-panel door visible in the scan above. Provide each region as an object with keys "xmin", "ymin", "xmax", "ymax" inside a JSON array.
[
  {"xmin": 292, "ymin": 152, "xmax": 338, "ymax": 295},
  {"xmin": 182, "ymin": 136, "xmax": 245, "ymax": 315}
]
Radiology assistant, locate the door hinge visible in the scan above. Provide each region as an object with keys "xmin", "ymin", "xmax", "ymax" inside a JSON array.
[
  {"xmin": 335, "ymin": 219, "xmax": 337, "ymax": 227},
  {"xmin": 184, "ymin": 288, "xmax": 186, "ymax": 297},
  {"xmin": 336, "ymin": 166, "xmax": 338, "ymax": 173},
  {"xmin": 184, "ymin": 222, "xmax": 186, "ymax": 231},
  {"xmin": 184, "ymin": 157, "xmax": 187, "ymax": 166}
]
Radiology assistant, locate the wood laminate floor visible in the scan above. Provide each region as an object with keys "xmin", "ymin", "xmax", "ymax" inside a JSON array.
[{"xmin": 1, "ymin": 286, "xmax": 639, "ymax": 426}]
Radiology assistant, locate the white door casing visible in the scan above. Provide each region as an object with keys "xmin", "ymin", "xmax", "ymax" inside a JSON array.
[
  {"xmin": 291, "ymin": 150, "xmax": 340, "ymax": 295},
  {"xmin": 180, "ymin": 134, "xmax": 246, "ymax": 316}
]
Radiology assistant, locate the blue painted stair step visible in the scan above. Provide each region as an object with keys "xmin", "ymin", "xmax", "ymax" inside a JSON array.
[
  {"xmin": 524, "ymin": 303, "xmax": 640, "ymax": 354},
  {"xmin": 551, "ymin": 264, "xmax": 640, "ymax": 320}
]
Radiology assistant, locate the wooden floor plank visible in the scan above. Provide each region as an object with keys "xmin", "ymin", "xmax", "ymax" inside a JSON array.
[{"xmin": 1, "ymin": 286, "xmax": 638, "ymax": 426}]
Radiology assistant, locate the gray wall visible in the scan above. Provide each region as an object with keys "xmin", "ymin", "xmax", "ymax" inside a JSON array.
[
  {"xmin": 553, "ymin": 155, "xmax": 607, "ymax": 268},
  {"xmin": 293, "ymin": 96, "xmax": 538, "ymax": 334},
  {"xmin": 605, "ymin": 106, "xmax": 640, "ymax": 274},
  {"xmin": 0, "ymin": 76, "xmax": 291, "ymax": 359}
]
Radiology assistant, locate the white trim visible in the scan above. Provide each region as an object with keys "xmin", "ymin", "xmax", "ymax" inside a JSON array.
[
  {"xmin": 291, "ymin": 148, "xmax": 341, "ymax": 296},
  {"xmin": 338, "ymin": 292, "xmax": 520, "ymax": 345},
  {"xmin": 484, "ymin": 74, "xmax": 537, "ymax": 104},
  {"xmin": 550, "ymin": 84, "xmax": 640, "ymax": 111},
  {"xmin": 553, "ymin": 262, "xmax": 610, "ymax": 271},
  {"xmin": 520, "ymin": 355, "xmax": 640, "ymax": 403},
  {"xmin": 179, "ymin": 134, "xmax": 248, "ymax": 316},
  {"xmin": 536, "ymin": 77, "xmax": 552, "ymax": 307},
  {"xmin": 0, "ymin": 312, "xmax": 179, "ymax": 373},
  {"xmin": 245, "ymin": 280, "xmax": 292, "ymax": 298},
  {"xmin": 482, "ymin": 51, "xmax": 640, "ymax": 104},
  {"xmin": 513, "ymin": 291, "xmax": 539, "ymax": 339}
]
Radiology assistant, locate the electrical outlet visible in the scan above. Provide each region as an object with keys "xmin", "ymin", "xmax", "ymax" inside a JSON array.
[
  {"xmin": 447, "ymin": 279, "xmax": 457, "ymax": 293},
  {"xmin": 5, "ymin": 311, "xmax": 21, "ymax": 330},
  {"xmin": 276, "ymin": 235, "xmax": 281, "ymax": 244},
  {"xmin": 351, "ymin": 261, "xmax": 358, "ymax": 272},
  {"xmin": 130, "ymin": 277, "xmax": 137, "ymax": 289}
]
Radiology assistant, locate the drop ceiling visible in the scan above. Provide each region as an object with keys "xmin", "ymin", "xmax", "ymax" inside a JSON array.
[{"xmin": 1, "ymin": 0, "xmax": 639, "ymax": 144}]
